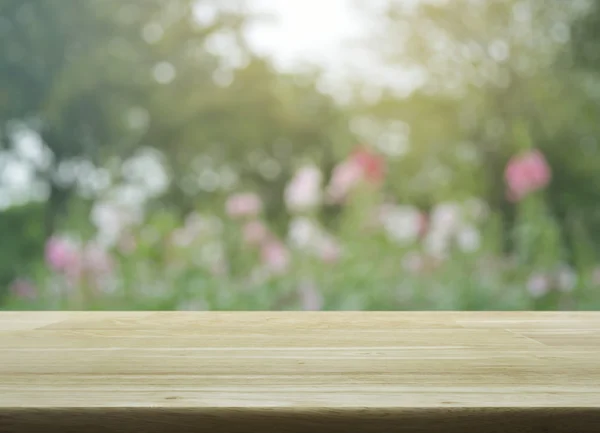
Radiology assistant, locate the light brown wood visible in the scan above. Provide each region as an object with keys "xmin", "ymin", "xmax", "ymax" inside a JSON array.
[{"xmin": 0, "ymin": 312, "xmax": 599, "ymax": 432}]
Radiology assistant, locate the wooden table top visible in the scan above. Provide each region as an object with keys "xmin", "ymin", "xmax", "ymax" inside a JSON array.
[{"xmin": 0, "ymin": 312, "xmax": 599, "ymax": 433}]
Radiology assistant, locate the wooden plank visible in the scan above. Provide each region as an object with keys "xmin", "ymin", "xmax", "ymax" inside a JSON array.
[{"xmin": 0, "ymin": 312, "xmax": 599, "ymax": 433}]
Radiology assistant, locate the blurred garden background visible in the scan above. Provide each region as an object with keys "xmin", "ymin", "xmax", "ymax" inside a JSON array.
[{"xmin": 2, "ymin": 0, "xmax": 600, "ymax": 311}]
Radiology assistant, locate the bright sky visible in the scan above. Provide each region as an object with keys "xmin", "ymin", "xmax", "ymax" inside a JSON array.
[
  {"xmin": 244, "ymin": 0, "xmax": 423, "ymax": 100},
  {"xmin": 245, "ymin": 0, "xmax": 365, "ymax": 72}
]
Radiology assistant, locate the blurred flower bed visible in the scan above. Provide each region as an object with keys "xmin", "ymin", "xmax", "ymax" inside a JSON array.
[{"xmin": 4, "ymin": 145, "xmax": 600, "ymax": 311}]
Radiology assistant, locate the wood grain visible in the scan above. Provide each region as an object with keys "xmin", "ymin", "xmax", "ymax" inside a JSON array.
[{"xmin": 0, "ymin": 312, "xmax": 599, "ymax": 432}]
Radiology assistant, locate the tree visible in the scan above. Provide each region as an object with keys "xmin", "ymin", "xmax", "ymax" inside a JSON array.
[
  {"xmin": 352, "ymin": 0, "xmax": 600, "ymax": 248},
  {"xmin": 0, "ymin": 0, "xmax": 251, "ymax": 230},
  {"xmin": 0, "ymin": 0, "xmax": 357, "ymax": 293}
]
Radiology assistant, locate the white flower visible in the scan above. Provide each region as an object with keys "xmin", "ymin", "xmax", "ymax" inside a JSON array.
[
  {"xmin": 527, "ymin": 273, "xmax": 550, "ymax": 298},
  {"xmin": 456, "ymin": 224, "xmax": 481, "ymax": 253},
  {"xmin": 556, "ymin": 265, "xmax": 577, "ymax": 293},
  {"xmin": 381, "ymin": 205, "xmax": 423, "ymax": 245},
  {"xmin": 430, "ymin": 202, "xmax": 462, "ymax": 235},
  {"xmin": 288, "ymin": 217, "xmax": 341, "ymax": 263},
  {"xmin": 91, "ymin": 201, "xmax": 139, "ymax": 247},
  {"xmin": 424, "ymin": 229, "xmax": 450, "ymax": 259},
  {"xmin": 288, "ymin": 217, "xmax": 321, "ymax": 250},
  {"xmin": 284, "ymin": 165, "xmax": 323, "ymax": 212}
]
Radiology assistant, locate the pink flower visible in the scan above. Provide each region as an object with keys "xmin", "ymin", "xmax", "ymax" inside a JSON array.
[
  {"xmin": 225, "ymin": 193, "xmax": 262, "ymax": 219},
  {"xmin": 242, "ymin": 220, "xmax": 269, "ymax": 247},
  {"xmin": 261, "ymin": 240, "xmax": 290, "ymax": 275},
  {"xmin": 326, "ymin": 160, "xmax": 364, "ymax": 203},
  {"xmin": 351, "ymin": 146, "xmax": 386, "ymax": 183},
  {"xmin": 9, "ymin": 279, "xmax": 37, "ymax": 300},
  {"xmin": 284, "ymin": 165, "xmax": 323, "ymax": 212},
  {"xmin": 505, "ymin": 149, "xmax": 551, "ymax": 202},
  {"xmin": 527, "ymin": 273, "xmax": 551, "ymax": 298},
  {"xmin": 45, "ymin": 236, "xmax": 80, "ymax": 274},
  {"xmin": 327, "ymin": 146, "xmax": 386, "ymax": 203}
]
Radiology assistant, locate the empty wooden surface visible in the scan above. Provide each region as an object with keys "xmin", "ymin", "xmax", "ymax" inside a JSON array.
[{"xmin": 0, "ymin": 312, "xmax": 599, "ymax": 432}]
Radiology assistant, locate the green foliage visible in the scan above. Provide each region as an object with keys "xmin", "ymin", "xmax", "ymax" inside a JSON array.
[
  {"xmin": 2, "ymin": 0, "xmax": 600, "ymax": 311},
  {"xmin": 0, "ymin": 203, "xmax": 45, "ymax": 296},
  {"xmin": 4, "ymin": 188, "xmax": 599, "ymax": 311},
  {"xmin": 357, "ymin": 0, "xmax": 600, "ymax": 249}
]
